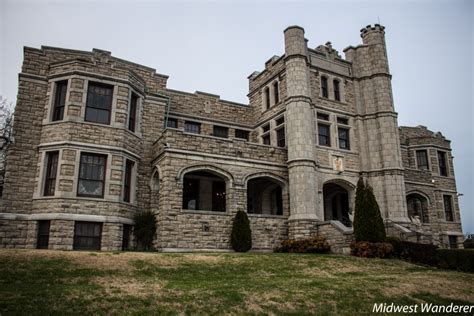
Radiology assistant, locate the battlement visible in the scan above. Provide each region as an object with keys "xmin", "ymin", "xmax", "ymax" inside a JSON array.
[{"xmin": 360, "ymin": 24, "xmax": 385, "ymax": 37}]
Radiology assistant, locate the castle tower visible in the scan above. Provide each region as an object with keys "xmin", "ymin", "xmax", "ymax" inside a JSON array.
[
  {"xmin": 283, "ymin": 26, "xmax": 321, "ymax": 238},
  {"xmin": 344, "ymin": 25, "xmax": 408, "ymax": 222}
]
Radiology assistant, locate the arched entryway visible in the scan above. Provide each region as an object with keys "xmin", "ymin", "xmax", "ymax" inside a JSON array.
[
  {"xmin": 406, "ymin": 193, "xmax": 429, "ymax": 223},
  {"xmin": 182, "ymin": 170, "xmax": 227, "ymax": 212},
  {"xmin": 247, "ymin": 177, "xmax": 283, "ymax": 215},
  {"xmin": 323, "ymin": 182, "xmax": 351, "ymax": 227}
]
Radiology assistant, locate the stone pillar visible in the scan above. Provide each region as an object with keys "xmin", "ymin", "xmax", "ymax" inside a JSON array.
[
  {"xmin": 345, "ymin": 25, "xmax": 408, "ymax": 223},
  {"xmin": 284, "ymin": 26, "xmax": 320, "ymax": 238}
]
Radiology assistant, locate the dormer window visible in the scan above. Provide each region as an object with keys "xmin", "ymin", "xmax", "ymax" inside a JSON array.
[
  {"xmin": 321, "ymin": 76, "xmax": 328, "ymax": 98},
  {"xmin": 273, "ymin": 81, "xmax": 280, "ymax": 104},
  {"xmin": 334, "ymin": 80, "xmax": 341, "ymax": 101}
]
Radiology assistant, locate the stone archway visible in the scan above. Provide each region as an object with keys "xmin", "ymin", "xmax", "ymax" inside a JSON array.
[
  {"xmin": 247, "ymin": 176, "xmax": 284, "ymax": 216},
  {"xmin": 406, "ymin": 193, "xmax": 429, "ymax": 223},
  {"xmin": 323, "ymin": 182, "xmax": 351, "ymax": 227}
]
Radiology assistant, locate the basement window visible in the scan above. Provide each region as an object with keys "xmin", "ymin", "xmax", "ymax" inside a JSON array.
[
  {"xmin": 73, "ymin": 221, "xmax": 102, "ymax": 250},
  {"xmin": 182, "ymin": 170, "xmax": 226, "ymax": 212}
]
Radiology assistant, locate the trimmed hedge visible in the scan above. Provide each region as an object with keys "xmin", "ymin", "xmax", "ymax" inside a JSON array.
[
  {"xmin": 350, "ymin": 241, "xmax": 393, "ymax": 258},
  {"xmin": 274, "ymin": 236, "xmax": 330, "ymax": 253},
  {"xmin": 230, "ymin": 210, "xmax": 252, "ymax": 252},
  {"xmin": 437, "ymin": 249, "xmax": 474, "ymax": 273},
  {"xmin": 399, "ymin": 241, "xmax": 438, "ymax": 266},
  {"xmin": 464, "ymin": 238, "xmax": 474, "ymax": 249},
  {"xmin": 385, "ymin": 236, "xmax": 402, "ymax": 258}
]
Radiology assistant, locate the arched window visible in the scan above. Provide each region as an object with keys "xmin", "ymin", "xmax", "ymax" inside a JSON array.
[
  {"xmin": 182, "ymin": 170, "xmax": 226, "ymax": 212},
  {"xmin": 333, "ymin": 80, "xmax": 340, "ymax": 101},
  {"xmin": 273, "ymin": 81, "xmax": 280, "ymax": 104},
  {"xmin": 247, "ymin": 177, "xmax": 283, "ymax": 215},
  {"xmin": 406, "ymin": 193, "xmax": 429, "ymax": 223},
  {"xmin": 323, "ymin": 182, "xmax": 351, "ymax": 227},
  {"xmin": 321, "ymin": 76, "xmax": 328, "ymax": 98},
  {"xmin": 264, "ymin": 87, "xmax": 270, "ymax": 109}
]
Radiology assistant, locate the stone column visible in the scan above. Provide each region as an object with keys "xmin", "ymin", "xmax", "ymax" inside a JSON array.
[{"xmin": 284, "ymin": 26, "xmax": 320, "ymax": 239}]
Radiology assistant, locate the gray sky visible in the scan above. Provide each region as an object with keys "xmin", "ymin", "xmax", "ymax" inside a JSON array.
[{"xmin": 1, "ymin": 0, "xmax": 473, "ymax": 233}]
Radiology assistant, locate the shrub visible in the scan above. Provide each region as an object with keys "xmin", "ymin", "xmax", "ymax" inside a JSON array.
[
  {"xmin": 133, "ymin": 210, "xmax": 157, "ymax": 251},
  {"xmin": 231, "ymin": 210, "xmax": 252, "ymax": 252},
  {"xmin": 353, "ymin": 178, "xmax": 386, "ymax": 243},
  {"xmin": 436, "ymin": 249, "xmax": 474, "ymax": 273},
  {"xmin": 385, "ymin": 236, "xmax": 402, "ymax": 258},
  {"xmin": 274, "ymin": 236, "xmax": 330, "ymax": 253},
  {"xmin": 350, "ymin": 241, "xmax": 393, "ymax": 258},
  {"xmin": 399, "ymin": 241, "xmax": 438, "ymax": 265}
]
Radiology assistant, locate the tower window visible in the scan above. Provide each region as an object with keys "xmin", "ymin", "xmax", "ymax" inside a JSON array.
[
  {"xmin": 416, "ymin": 150, "xmax": 429, "ymax": 170},
  {"xmin": 85, "ymin": 83, "xmax": 113, "ymax": 125},
  {"xmin": 128, "ymin": 93, "xmax": 138, "ymax": 132},
  {"xmin": 443, "ymin": 195, "xmax": 454, "ymax": 222},
  {"xmin": 77, "ymin": 153, "xmax": 107, "ymax": 198},
  {"xmin": 321, "ymin": 76, "xmax": 328, "ymax": 98},
  {"xmin": 438, "ymin": 151, "xmax": 448, "ymax": 176},
  {"xmin": 338, "ymin": 128, "xmax": 350, "ymax": 150},
  {"xmin": 273, "ymin": 81, "xmax": 280, "ymax": 104},
  {"xmin": 264, "ymin": 87, "xmax": 270, "ymax": 110},
  {"xmin": 276, "ymin": 127, "xmax": 285, "ymax": 147},
  {"xmin": 43, "ymin": 151, "xmax": 59, "ymax": 196},
  {"xmin": 52, "ymin": 80, "xmax": 67, "ymax": 121},
  {"xmin": 334, "ymin": 80, "xmax": 341, "ymax": 101},
  {"xmin": 318, "ymin": 124, "xmax": 330, "ymax": 146},
  {"xmin": 123, "ymin": 159, "xmax": 134, "ymax": 203}
]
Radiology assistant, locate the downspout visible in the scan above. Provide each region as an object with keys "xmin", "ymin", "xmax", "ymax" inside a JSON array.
[{"xmin": 149, "ymin": 91, "xmax": 171, "ymax": 130}]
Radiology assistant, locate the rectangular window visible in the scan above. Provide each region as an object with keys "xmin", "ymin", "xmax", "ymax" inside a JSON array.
[
  {"xmin": 123, "ymin": 159, "xmax": 134, "ymax": 203},
  {"xmin": 321, "ymin": 77, "xmax": 328, "ymax": 98},
  {"xmin": 448, "ymin": 235, "xmax": 458, "ymax": 249},
  {"xmin": 338, "ymin": 128, "xmax": 350, "ymax": 150},
  {"xmin": 213, "ymin": 126, "xmax": 229, "ymax": 138},
  {"xmin": 275, "ymin": 116, "xmax": 284, "ymax": 126},
  {"xmin": 85, "ymin": 83, "xmax": 113, "ymax": 125},
  {"xmin": 52, "ymin": 80, "xmax": 67, "ymax": 121},
  {"xmin": 334, "ymin": 80, "xmax": 341, "ymax": 101},
  {"xmin": 184, "ymin": 121, "xmax": 201, "ymax": 134},
  {"xmin": 73, "ymin": 221, "xmax": 102, "ymax": 250},
  {"xmin": 122, "ymin": 224, "xmax": 131, "ymax": 251},
  {"xmin": 128, "ymin": 93, "xmax": 138, "ymax": 132},
  {"xmin": 78, "ymin": 153, "xmax": 107, "ymax": 198},
  {"xmin": 438, "ymin": 151, "xmax": 448, "ymax": 176},
  {"xmin": 262, "ymin": 124, "xmax": 270, "ymax": 133},
  {"xmin": 317, "ymin": 113, "xmax": 329, "ymax": 121},
  {"xmin": 235, "ymin": 129, "xmax": 249, "ymax": 140},
  {"xmin": 318, "ymin": 124, "xmax": 330, "ymax": 146},
  {"xmin": 443, "ymin": 195, "xmax": 454, "ymax": 222},
  {"xmin": 166, "ymin": 118, "xmax": 178, "ymax": 128},
  {"xmin": 273, "ymin": 81, "xmax": 280, "ymax": 104},
  {"xmin": 37, "ymin": 220, "xmax": 50, "ymax": 249},
  {"xmin": 43, "ymin": 151, "xmax": 59, "ymax": 196},
  {"xmin": 277, "ymin": 127, "xmax": 285, "ymax": 147},
  {"xmin": 264, "ymin": 88, "xmax": 270, "ymax": 109},
  {"xmin": 183, "ymin": 178, "xmax": 200, "ymax": 210},
  {"xmin": 416, "ymin": 150, "xmax": 429, "ymax": 170},
  {"xmin": 337, "ymin": 117, "xmax": 349, "ymax": 125},
  {"xmin": 262, "ymin": 134, "xmax": 271, "ymax": 145}
]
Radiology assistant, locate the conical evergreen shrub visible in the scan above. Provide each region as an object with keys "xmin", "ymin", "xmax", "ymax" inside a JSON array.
[
  {"xmin": 231, "ymin": 210, "xmax": 252, "ymax": 252},
  {"xmin": 133, "ymin": 210, "xmax": 157, "ymax": 251},
  {"xmin": 353, "ymin": 177, "xmax": 386, "ymax": 242}
]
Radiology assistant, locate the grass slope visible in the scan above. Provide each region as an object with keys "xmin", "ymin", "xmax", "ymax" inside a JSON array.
[{"xmin": 0, "ymin": 249, "xmax": 473, "ymax": 315}]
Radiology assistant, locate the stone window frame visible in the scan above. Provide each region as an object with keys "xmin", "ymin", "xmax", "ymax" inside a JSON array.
[
  {"xmin": 413, "ymin": 149, "xmax": 431, "ymax": 171},
  {"xmin": 45, "ymin": 77, "xmax": 72, "ymax": 124},
  {"xmin": 437, "ymin": 150, "xmax": 449, "ymax": 177},
  {"xmin": 127, "ymin": 89, "xmax": 143, "ymax": 137},
  {"xmin": 442, "ymin": 194, "xmax": 455, "ymax": 222},
  {"xmin": 37, "ymin": 149, "xmax": 63, "ymax": 198},
  {"xmin": 316, "ymin": 111, "xmax": 332, "ymax": 147},
  {"xmin": 336, "ymin": 116, "xmax": 351, "ymax": 151},
  {"xmin": 261, "ymin": 78, "xmax": 281, "ymax": 111},
  {"xmin": 319, "ymin": 73, "xmax": 345, "ymax": 103},
  {"xmin": 121, "ymin": 157, "xmax": 138, "ymax": 205},
  {"xmin": 77, "ymin": 152, "xmax": 108, "ymax": 199}
]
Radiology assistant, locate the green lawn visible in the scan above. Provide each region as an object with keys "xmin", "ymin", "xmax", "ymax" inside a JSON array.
[{"xmin": 0, "ymin": 249, "xmax": 473, "ymax": 315}]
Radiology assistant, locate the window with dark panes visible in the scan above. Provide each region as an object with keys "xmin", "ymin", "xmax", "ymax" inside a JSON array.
[
  {"xmin": 416, "ymin": 150, "xmax": 429, "ymax": 170},
  {"xmin": 262, "ymin": 134, "xmax": 271, "ymax": 145},
  {"xmin": 78, "ymin": 153, "xmax": 107, "ymax": 198},
  {"xmin": 128, "ymin": 93, "xmax": 138, "ymax": 132},
  {"xmin": 334, "ymin": 80, "xmax": 341, "ymax": 101},
  {"xmin": 443, "ymin": 195, "xmax": 454, "ymax": 222},
  {"xmin": 123, "ymin": 159, "xmax": 134, "ymax": 203},
  {"xmin": 43, "ymin": 151, "xmax": 59, "ymax": 196},
  {"xmin": 438, "ymin": 151, "xmax": 448, "ymax": 176},
  {"xmin": 122, "ymin": 224, "xmax": 131, "ymax": 250},
  {"xmin": 85, "ymin": 83, "xmax": 113, "ymax": 125},
  {"xmin": 37, "ymin": 220, "xmax": 50, "ymax": 249},
  {"xmin": 321, "ymin": 76, "xmax": 328, "ymax": 98},
  {"xmin": 338, "ymin": 128, "xmax": 350, "ymax": 150},
  {"xmin": 317, "ymin": 113, "xmax": 329, "ymax": 121},
  {"xmin": 235, "ymin": 129, "xmax": 249, "ymax": 140},
  {"xmin": 264, "ymin": 87, "xmax": 270, "ymax": 109},
  {"xmin": 318, "ymin": 124, "xmax": 330, "ymax": 146},
  {"xmin": 277, "ymin": 127, "xmax": 285, "ymax": 147},
  {"xmin": 337, "ymin": 117, "xmax": 348, "ymax": 125},
  {"xmin": 275, "ymin": 116, "xmax": 284, "ymax": 126},
  {"xmin": 262, "ymin": 124, "xmax": 270, "ymax": 133},
  {"xmin": 73, "ymin": 221, "xmax": 102, "ymax": 250},
  {"xmin": 213, "ymin": 126, "xmax": 229, "ymax": 138},
  {"xmin": 273, "ymin": 81, "xmax": 280, "ymax": 104},
  {"xmin": 184, "ymin": 121, "xmax": 201, "ymax": 134},
  {"xmin": 166, "ymin": 118, "xmax": 178, "ymax": 128},
  {"xmin": 183, "ymin": 178, "xmax": 200, "ymax": 210},
  {"xmin": 52, "ymin": 80, "xmax": 67, "ymax": 121},
  {"xmin": 448, "ymin": 235, "xmax": 458, "ymax": 249}
]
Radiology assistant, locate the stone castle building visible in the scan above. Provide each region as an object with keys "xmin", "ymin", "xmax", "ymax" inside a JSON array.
[{"xmin": 0, "ymin": 24, "xmax": 465, "ymax": 252}]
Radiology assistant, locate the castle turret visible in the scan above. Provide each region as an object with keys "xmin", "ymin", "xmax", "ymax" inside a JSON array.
[
  {"xmin": 344, "ymin": 25, "xmax": 408, "ymax": 222},
  {"xmin": 283, "ymin": 26, "xmax": 321, "ymax": 238}
]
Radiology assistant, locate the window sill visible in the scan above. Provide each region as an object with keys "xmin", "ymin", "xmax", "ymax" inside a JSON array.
[
  {"xmin": 247, "ymin": 213, "xmax": 287, "ymax": 219},
  {"xmin": 182, "ymin": 209, "xmax": 230, "ymax": 216}
]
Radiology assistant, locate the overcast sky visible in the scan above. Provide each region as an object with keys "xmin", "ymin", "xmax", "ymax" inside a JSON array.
[{"xmin": 1, "ymin": 0, "xmax": 472, "ymax": 233}]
